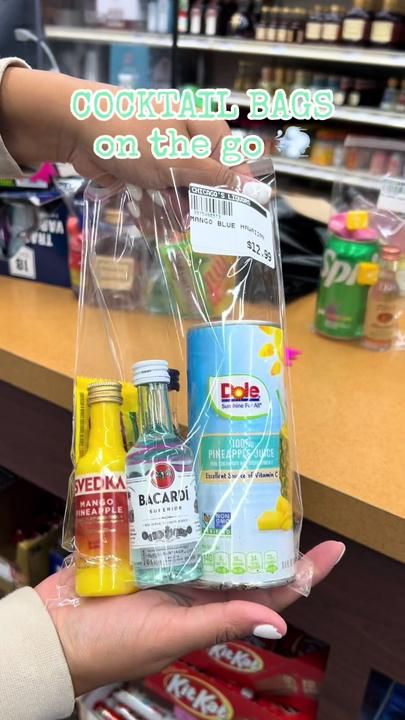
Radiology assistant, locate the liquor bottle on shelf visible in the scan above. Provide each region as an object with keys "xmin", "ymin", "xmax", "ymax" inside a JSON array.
[
  {"xmin": 276, "ymin": 7, "xmax": 289, "ymax": 41},
  {"xmin": 395, "ymin": 78, "xmax": 405, "ymax": 111},
  {"xmin": 258, "ymin": 66, "xmax": 274, "ymax": 92},
  {"xmin": 177, "ymin": 0, "xmax": 190, "ymax": 32},
  {"xmin": 290, "ymin": 68, "xmax": 312, "ymax": 89},
  {"xmin": 157, "ymin": 0, "xmax": 171, "ymax": 32},
  {"xmin": 190, "ymin": 0, "xmax": 205, "ymax": 34},
  {"xmin": 234, "ymin": 60, "xmax": 251, "ymax": 90},
  {"xmin": 321, "ymin": 4, "xmax": 344, "ymax": 43},
  {"xmin": 273, "ymin": 66, "xmax": 285, "ymax": 89},
  {"xmin": 370, "ymin": 0, "xmax": 404, "ymax": 48},
  {"xmin": 380, "ymin": 77, "xmax": 399, "ymax": 110},
  {"xmin": 290, "ymin": 8, "xmax": 307, "ymax": 42},
  {"xmin": 227, "ymin": 0, "xmax": 254, "ymax": 37},
  {"xmin": 334, "ymin": 76, "xmax": 352, "ymax": 105},
  {"xmin": 284, "ymin": 67, "xmax": 296, "ymax": 90},
  {"xmin": 305, "ymin": 4, "xmax": 324, "ymax": 42},
  {"xmin": 218, "ymin": 0, "xmax": 238, "ymax": 33},
  {"xmin": 341, "ymin": 0, "xmax": 374, "ymax": 46},
  {"xmin": 363, "ymin": 247, "xmax": 401, "ymax": 351},
  {"xmin": 266, "ymin": 6, "xmax": 279, "ymax": 40},
  {"xmin": 255, "ymin": 6, "xmax": 270, "ymax": 40},
  {"xmin": 205, "ymin": 0, "xmax": 220, "ymax": 34}
]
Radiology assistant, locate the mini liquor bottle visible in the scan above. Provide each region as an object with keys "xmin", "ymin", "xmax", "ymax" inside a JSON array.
[
  {"xmin": 305, "ymin": 4, "xmax": 324, "ymax": 42},
  {"xmin": 370, "ymin": 0, "xmax": 404, "ymax": 48},
  {"xmin": 342, "ymin": 0, "xmax": 374, "ymax": 45},
  {"xmin": 258, "ymin": 66, "xmax": 274, "ymax": 92},
  {"xmin": 127, "ymin": 360, "xmax": 202, "ymax": 587},
  {"xmin": 321, "ymin": 4, "xmax": 344, "ymax": 42},
  {"xmin": 227, "ymin": 0, "xmax": 254, "ymax": 36},
  {"xmin": 363, "ymin": 246, "xmax": 401, "ymax": 351},
  {"xmin": 75, "ymin": 382, "xmax": 135, "ymax": 597}
]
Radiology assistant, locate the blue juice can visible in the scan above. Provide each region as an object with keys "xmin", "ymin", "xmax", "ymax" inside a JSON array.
[{"xmin": 187, "ymin": 321, "xmax": 296, "ymax": 588}]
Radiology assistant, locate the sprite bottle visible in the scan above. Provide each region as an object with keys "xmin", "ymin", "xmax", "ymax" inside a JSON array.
[{"xmin": 315, "ymin": 231, "xmax": 379, "ymax": 340}]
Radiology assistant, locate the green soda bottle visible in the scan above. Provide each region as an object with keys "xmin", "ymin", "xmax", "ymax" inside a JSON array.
[{"xmin": 315, "ymin": 211, "xmax": 379, "ymax": 340}]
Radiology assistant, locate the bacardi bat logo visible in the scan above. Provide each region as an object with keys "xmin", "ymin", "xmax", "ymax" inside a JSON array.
[{"xmin": 152, "ymin": 462, "xmax": 175, "ymax": 490}]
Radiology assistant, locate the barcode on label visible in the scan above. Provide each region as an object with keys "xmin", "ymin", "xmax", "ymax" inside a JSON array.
[{"xmin": 190, "ymin": 194, "xmax": 233, "ymax": 216}]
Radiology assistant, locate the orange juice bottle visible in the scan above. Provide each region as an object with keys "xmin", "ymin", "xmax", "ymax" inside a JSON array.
[{"xmin": 74, "ymin": 381, "xmax": 135, "ymax": 596}]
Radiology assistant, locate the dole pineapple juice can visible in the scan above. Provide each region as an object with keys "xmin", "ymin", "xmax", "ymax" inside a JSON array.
[{"xmin": 187, "ymin": 322, "xmax": 295, "ymax": 588}]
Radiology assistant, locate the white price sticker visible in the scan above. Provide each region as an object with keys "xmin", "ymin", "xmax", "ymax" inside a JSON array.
[
  {"xmin": 189, "ymin": 183, "xmax": 275, "ymax": 269},
  {"xmin": 378, "ymin": 178, "xmax": 405, "ymax": 214},
  {"xmin": 9, "ymin": 245, "xmax": 36, "ymax": 280}
]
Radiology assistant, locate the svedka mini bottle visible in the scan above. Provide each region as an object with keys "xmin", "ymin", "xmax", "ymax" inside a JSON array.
[
  {"xmin": 127, "ymin": 360, "xmax": 202, "ymax": 587},
  {"xmin": 74, "ymin": 382, "xmax": 135, "ymax": 597}
]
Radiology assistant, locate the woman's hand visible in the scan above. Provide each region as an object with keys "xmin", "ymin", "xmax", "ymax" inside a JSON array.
[
  {"xmin": 0, "ymin": 67, "xmax": 239, "ymax": 189},
  {"xmin": 36, "ymin": 541, "xmax": 344, "ymax": 697}
]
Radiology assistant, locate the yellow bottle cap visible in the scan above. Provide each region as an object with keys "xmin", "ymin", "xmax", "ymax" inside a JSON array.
[
  {"xmin": 357, "ymin": 262, "xmax": 379, "ymax": 286},
  {"xmin": 346, "ymin": 210, "xmax": 369, "ymax": 231}
]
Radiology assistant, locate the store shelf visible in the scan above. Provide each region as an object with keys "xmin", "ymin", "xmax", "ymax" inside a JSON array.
[
  {"xmin": 178, "ymin": 35, "xmax": 405, "ymax": 68},
  {"xmin": 45, "ymin": 25, "xmax": 172, "ymax": 47},
  {"xmin": 229, "ymin": 92, "xmax": 405, "ymax": 129},
  {"xmin": 273, "ymin": 157, "xmax": 383, "ymax": 190}
]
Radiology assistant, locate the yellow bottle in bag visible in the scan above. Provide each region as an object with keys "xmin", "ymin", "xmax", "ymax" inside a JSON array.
[{"xmin": 74, "ymin": 382, "xmax": 135, "ymax": 597}]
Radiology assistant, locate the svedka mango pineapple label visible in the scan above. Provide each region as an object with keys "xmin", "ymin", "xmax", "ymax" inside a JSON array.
[{"xmin": 187, "ymin": 322, "xmax": 295, "ymax": 588}]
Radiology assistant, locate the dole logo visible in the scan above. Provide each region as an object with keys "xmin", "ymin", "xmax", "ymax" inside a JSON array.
[
  {"xmin": 209, "ymin": 375, "xmax": 270, "ymax": 420},
  {"xmin": 221, "ymin": 381, "xmax": 260, "ymax": 402},
  {"xmin": 208, "ymin": 642, "xmax": 264, "ymax": 673},
  {"xmin": 164, "ymin": 671, "xmax": 233, "ymax": 720}
]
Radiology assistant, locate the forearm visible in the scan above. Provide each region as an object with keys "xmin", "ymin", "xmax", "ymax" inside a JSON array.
[{"xmin": 0, "ymin": 66, "xmax": 84, "ymax": 167}]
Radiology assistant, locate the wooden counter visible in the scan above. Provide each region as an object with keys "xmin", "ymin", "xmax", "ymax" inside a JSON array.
[{"xmin": 0, "ymin": 276, "xmax": 404, "ymax": 563}]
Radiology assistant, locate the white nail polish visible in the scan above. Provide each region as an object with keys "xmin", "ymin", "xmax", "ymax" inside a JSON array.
[
  {"xmin": 253, "ymin": 624, "xmax": 284, "ymax": 640},
  {"xmin": 128, "ymin": 201, "xmax": 140, "ymax": 218},
  {"xmin": 243, "ymin": 181, "xmax": 272, "ymax": 206},
  {"xmin": 147, "ymin": 189, "xmax": 165, "ymax": 207},
  {"xmin": 335, "ymin": 544, "xmax": 346, "ymax": 565},
  {"xmin": 127, "ymin": 184, "xmax": 143, "ymax": 201}
]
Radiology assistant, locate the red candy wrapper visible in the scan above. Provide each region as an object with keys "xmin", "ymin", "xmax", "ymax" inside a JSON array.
[
  {"xmin": 183, "ymin": 640, "xmax": 326, "ymax": 716},
  {"xmin": 143, "ymin": 661, "xmax": 313, "ymax": 720}
]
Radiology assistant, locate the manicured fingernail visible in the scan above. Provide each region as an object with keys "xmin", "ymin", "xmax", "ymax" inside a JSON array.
[
  {"xmin": 147, "ymin": 189, "xmax": 165, "ymax": 207},
  {"xmin": 335, "ymin": 543, "xmax": 346, "ymax": 565},
  {"xmin": 253, "ymin": 624, "xmax": 285, "ymax": 640},
  {"xmin": 127, "ymin": 184, "xmax": 143, "ymax": 201},
  {"xmin": 128, "ymin": 201, "xmax": 140, "ymax": 218}
]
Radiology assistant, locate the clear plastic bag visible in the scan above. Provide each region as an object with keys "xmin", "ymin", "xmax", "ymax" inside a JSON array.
[
  {"xmin": 62, "ymin": 157, "xmax": 305, "ymax": 599},
  {"xmin": 314, "ymin": 135, "xmax": 405, "ymax": 350}
]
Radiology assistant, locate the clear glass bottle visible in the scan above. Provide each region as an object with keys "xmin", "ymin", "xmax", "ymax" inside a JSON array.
[
  {"xmin": 126, "ymin": 360, "xmax": 202, "ymax": 587},
  {"xmin": 75, "ymin": 382, "xmax": 135, "ymax": 597},
  {"xmin": 258, "ymin": 65, "xmax": 274, "ymax": 91},
  {"xmin": 395, "ymin": 78, "xmax": 405, "ymax": 111},
  {"xmin": 321, "ymin": 4, "xmax": 344, "ymax": 42},
  {"xmin": 370, "ymin": 0, "xmax": 404, "ymax": 48},
  {"xmin": 92, "ymin": 206, "xmax": 146, "ymax": 311},
  {"xmin": 305, "ymin": 4, "xmax": 324, "ymax": 42},
  {"xmin": 363, "ymin": 246, "xmax": 401, "ymax": 350},
  {"xmin": 380, "ymin": 77, "xmax": 399, "ymax": 110},
  {"xmin": 342, "ymin": 0, "xmax": 374, "ymax": 45}
]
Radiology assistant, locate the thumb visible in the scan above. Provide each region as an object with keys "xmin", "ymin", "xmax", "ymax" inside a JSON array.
[{"xmin": 169, "ymin": 600, "xmax": 287, "ymax": 658}]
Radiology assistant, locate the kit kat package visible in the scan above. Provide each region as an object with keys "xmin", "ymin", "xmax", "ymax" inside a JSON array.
[
  {"xmin": 183, "ymin": 640, "xmax": 326, "ymax": 716},
  {"xmin": 143, "ymin": 661, "xmax": 313, "ymax": 720}
]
